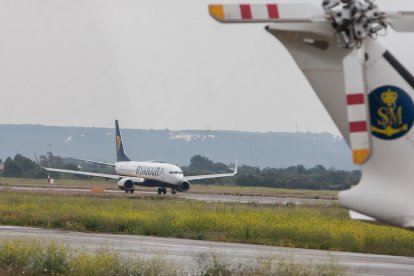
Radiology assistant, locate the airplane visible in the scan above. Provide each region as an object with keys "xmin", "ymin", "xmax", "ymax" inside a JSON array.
[
  {"xmin": 209, "ymin": 0, "xmax": 414, "ymax": 229},
  {"xmin": 41, "ymin": 120, "xmax": 238, "ymax": 195}
]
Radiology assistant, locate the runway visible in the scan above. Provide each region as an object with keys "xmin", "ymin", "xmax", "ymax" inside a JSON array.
[
  {"xmin": 0, "ymin": 226, "xmax": 413, "ymax": 275},
  {"xmin": 0, "ymin": 185, "xmax": 335, "ymax": 205}
]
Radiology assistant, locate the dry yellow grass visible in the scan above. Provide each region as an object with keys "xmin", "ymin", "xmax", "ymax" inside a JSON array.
[{"xmin": 0, "ymin": 192, "xmax": 412, "ymax": 256}]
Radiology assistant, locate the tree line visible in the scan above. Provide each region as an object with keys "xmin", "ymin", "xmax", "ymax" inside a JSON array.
[
  {"xmin": 1, "ymin": 154, "xmax": 360, "ymax": 190},
  {"xmin": 183, "ymin": 155, "xmax": 360, "ymax": 190}
]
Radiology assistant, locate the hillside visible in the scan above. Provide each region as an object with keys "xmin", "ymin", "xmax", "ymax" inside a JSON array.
[{"xmin": 0, "ymin": 124, "xmax": 355, "ymax": 170}]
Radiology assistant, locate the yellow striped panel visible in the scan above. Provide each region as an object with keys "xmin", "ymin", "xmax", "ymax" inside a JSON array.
[
  {"xmin": 209, "ymin": 5, "xmax": 225, "ymax": 21},
  {"xmin": 352, "ymin": 149, "xmax": 370, "ymax": 165}
]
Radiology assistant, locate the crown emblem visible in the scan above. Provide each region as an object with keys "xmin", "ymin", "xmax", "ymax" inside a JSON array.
[
  {"xmin": 370, "ymin": 86, "xmax": 413, "ymax": 139},
  {"xmin": 381, "ymin": 90, "xmax": 398, "ymax": 106}
]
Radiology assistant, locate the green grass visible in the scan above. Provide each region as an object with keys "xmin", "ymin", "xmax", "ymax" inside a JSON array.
[
  {"xmin": 191, "ymin": 184, "xmax": 338, "ymax": 199},
  {"xmin": 0, "ymin": 239, "xmax": 347, "ymax": 276},
  {"xmin": 0, "ymin": 192, "xmax": 413, "ymax": 256}
]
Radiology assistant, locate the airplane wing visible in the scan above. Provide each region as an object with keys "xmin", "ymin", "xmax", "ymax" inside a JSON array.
[
  {"xmin": 34, "ymin": 154, "xmax": 119, "ymax": 179},
  {"xmin": 183, "ymin": 160, "xmax": 238, "ymax": 181},
  {"xmin": 183, "ymin": 172, "xmax": 236, "ymax": 181},
  {"xmin": 43, "ymin": 167, "xmax": 120, "ymax": 179}
]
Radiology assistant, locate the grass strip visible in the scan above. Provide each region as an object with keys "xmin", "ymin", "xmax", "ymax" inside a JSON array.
[
  {"xmin": 0, "ymin": 238, "xmax": 347, "ymax": 275},
  {"xmin": 0, "ymin": 192, "xmax": 413, "ymax": 256}
]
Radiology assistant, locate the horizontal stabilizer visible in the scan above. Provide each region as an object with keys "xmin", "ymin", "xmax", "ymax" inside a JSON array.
[
  {"xmin": 209, "ymin": 3, "xmax": 323, "ymax": 23},
  {"xmin": 74, "ymin": 158, "xmax": 116, "ymax": 167},
  {"xmin": 388, "ymin": 12, "xmax": 414, "ymax": 32},
  {"xmin": 349, "ymin": 210, "xmax": 377, "ymax": 222},
  {"xmin": 43, "ymin": 167, "xmax": 120, "ymax": 179}
]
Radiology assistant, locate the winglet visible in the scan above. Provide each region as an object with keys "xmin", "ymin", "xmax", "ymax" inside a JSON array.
[{"xmin": 233, "ymin": 159, "xmax": 238, "ymax": 175}]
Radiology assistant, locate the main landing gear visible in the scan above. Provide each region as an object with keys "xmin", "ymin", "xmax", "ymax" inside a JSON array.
[
  {"xmin": 158, "ymin": 187, "xmax": 167, "ymax": 195},
  {"xmin": 125, "ymin": 189, "xmax": 134, "ymax": 194}
]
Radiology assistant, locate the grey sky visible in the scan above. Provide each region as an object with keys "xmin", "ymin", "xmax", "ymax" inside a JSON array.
[{"xmin": 1, "ymin": 0, "xmax": 414, "ymax": 135}]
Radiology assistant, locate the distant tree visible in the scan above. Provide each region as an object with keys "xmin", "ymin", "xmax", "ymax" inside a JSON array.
[
  {"xmin": 286, "ymin": 166, "xmax": 298, "ymax": 174},
  {"xmin": 238, "ymin": 165, "xmax": 260, "ymax": 175},
  {"xmin": 212, "ymin": 162, "xmax": 229, "ymax": 173},
  {"xmin": 26, "ymin": 167, "xmax": 48, "ymax": 179},
  {"xmin": 14, "ymin": 154, "xmax": 36, "ymax": 171},
  {"xmin": 189, "ymin": 155, "xmax": 214, "ymax": 171},
  {"xmin": 297, "ymin": 165, "xmax": 306, "ymax": 174},
  {"xmin": 3, "ymin": 157, "xmax": 23, "ymax": 177},
  {"xmin": 235, "ymin": 174, "xmax": 257, "ymax": 186},
  {"xmin": 309, "ymin": 164, "xmax": 327, "ymax": 174}
]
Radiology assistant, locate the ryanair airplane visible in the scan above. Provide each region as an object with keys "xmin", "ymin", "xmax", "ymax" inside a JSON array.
[{"xmin": 42, "ymin": 120, "xmax": 237, "ymax": 194}]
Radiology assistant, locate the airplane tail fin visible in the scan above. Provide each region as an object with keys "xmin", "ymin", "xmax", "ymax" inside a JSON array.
[
  {"xmin": 209, "ymin": 3, "xmax": 414, "ymax": 229},
  {"xmin": 115, "ymin": 120, "xmax": 130, "ymax": 162},
  {"xmin": 262, "ymin": 29, "xmax": 414, "ymax": 228},
  {"xmin": 338, "ymin": 42, "xmax": 414, "ymax": 228}
]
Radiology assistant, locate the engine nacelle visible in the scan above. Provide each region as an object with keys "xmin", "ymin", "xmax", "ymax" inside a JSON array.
[
  {"xmin": 178, "ymin": 181, "xmax": 191, "ymax": 192},
  {"xmin": 117, "ymin": 178, "xmax": 134, "ymax": 191}
]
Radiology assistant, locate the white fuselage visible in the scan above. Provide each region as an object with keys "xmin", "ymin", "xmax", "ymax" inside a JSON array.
[{"xmin": 115, "ymin": 161, "xmax": 184, "ymax": 185}]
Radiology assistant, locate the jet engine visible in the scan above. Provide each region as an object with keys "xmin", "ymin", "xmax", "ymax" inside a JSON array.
[
  {"xmin": 178, "ymin": 181, "xmax": 191, "ymax": 192},
  {"xmin": 117, "ymin": 178, "xmax": 134, "ymax": 192}
]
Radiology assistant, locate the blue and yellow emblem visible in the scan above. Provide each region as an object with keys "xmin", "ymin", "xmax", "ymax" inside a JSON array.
[
  {"xmin": 116, "ymin": 136, "xmax": 122, "ymax": 151},
  {"xmin": 369, "ymin": 85, "xmax": 414, "ymax": 140}
]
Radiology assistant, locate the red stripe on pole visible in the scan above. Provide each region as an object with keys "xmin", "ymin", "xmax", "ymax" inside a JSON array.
[
  {"xmin": 349, "ymin": 121, "xmax": 368, "ymax": 132},
  {"xmin": 267, "ymin": 4, "xmax": 279, "ymax": 19},
  {"xmin": 240, "ymin": 5, "xmax": 252, "ymax": 19},
  {"xmin": 347, "ymin": 94, "xmax": 365, "ymax": 105}
]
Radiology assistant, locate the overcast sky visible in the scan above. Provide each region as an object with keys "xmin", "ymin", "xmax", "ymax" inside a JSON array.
[{"xmin": 1, "ymin": 0, "xmax": 414, "ymax": 135}]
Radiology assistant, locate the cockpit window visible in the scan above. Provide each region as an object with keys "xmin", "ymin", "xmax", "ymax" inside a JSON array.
[{"xmin": 169, "ymin": 171, "xmax": 183, "ymax": 175}]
